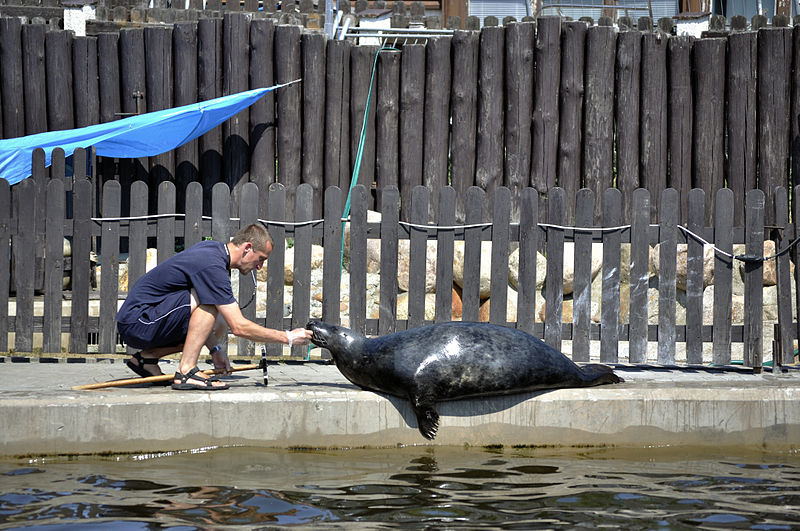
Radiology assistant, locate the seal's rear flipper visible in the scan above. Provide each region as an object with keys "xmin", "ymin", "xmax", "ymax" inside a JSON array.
[
  {"xmin": 412, "ymin": 403, "xmax": 440, "ymax": 440},
  {"xmin": 581, "ymin": 363, "xmax": 624, "ymax": 385}
]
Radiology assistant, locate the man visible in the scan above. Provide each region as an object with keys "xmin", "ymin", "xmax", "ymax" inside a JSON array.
[{"xmin": 116, "ymin": 223, "xmax": 312, "ymax": 390}]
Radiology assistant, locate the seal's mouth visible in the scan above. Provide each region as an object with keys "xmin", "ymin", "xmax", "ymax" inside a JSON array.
[{"xmin": 305, "ymin": 320, "xmax": 328, "ymax": 347}]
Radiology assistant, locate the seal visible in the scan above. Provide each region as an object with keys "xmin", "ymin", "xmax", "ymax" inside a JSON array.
[{"xmin": 306, "ymin": 320, "xmax": 623, "ymax": 440}]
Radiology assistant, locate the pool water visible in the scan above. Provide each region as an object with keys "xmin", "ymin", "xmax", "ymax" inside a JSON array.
[{"xmin": 1, "ymin": 446, "xmax": 798, "ymax": 529}]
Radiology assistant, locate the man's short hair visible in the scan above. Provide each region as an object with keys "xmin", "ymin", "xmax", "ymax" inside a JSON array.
[{"xmin": 231, "ymin": 223, "xmax": 273, "ymax": 253}]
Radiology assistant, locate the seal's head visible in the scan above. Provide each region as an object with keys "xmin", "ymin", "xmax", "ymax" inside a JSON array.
[{"xmin": 306, "ymin": 320, "xmax": 371, "ymax": 387}]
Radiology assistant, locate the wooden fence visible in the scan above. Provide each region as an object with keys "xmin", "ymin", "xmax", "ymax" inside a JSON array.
[
  {"xmin": 1, "ymin": 15, "xmax": 799, "ymax": 226},
  {"xmin": 3, "ymin": 159, "xmax": 799, "ymax": 370}
]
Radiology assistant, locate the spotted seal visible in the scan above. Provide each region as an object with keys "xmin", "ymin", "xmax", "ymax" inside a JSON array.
[{"xmin": 306, "ymin": 320, "xmax": 623, "ymax": 440}]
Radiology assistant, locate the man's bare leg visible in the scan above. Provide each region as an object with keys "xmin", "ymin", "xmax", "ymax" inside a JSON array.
[
  {"xmin": 175, "ymin": 302, "xmax": 227, "ymax": 388},
  {"xmin": 128, "ymin": 345, "xmax": 183, "ymax": 377}
]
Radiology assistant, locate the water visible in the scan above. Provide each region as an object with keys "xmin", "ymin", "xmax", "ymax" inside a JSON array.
[{"xmin": 1, "ymin": 446, "xmax": 799, "ymax": 529}]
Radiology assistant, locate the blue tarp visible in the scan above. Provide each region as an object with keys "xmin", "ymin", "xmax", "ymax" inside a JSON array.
[{"xmin": 0, "ymin": 81, "xmax": 297, "ymax": 186}]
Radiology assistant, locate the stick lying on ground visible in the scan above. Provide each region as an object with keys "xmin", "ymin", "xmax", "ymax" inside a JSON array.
[{"xmin": 72, "ymin": 360, "xmax": 266, "ymax": 390}]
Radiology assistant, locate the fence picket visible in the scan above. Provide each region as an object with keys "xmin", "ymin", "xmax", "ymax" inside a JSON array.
[
  {"xmin": 489, "ymin": 187, "xmax": 510, "ymax": 325},
  {"xmin": 728, "ymin": 31, "xmax": 757, "ymax": 226},
  {"xmin": 685, "ymin": 188, "xmax": 705, "ymax": 364},
  {"xmin": 291, "ymin": 183, "xmax": 313, "ymax": 357},
  {"xmin": 505, "ymin": 21, "xmax": 534, "ymax": 223},
  {"xmin": 668, "ymin": 36, "xmax": 693, "ymax": 223},
  {"xmin": 461, "ymin": 187, "xmax": 485, "ymax": 322},
  {"xmin": 615, "ymin": 29, "xmax": 641, "ymax": 224},
  {"xmin": 349, "ymin": 184, "xmax": 369, "ymax": 334},
  {"xmin": 712, "ymin": 188, "xmax": 734, "ymax": 364},
  {"xmin": 184, "ymin": 182, "xmax": 203, "ymax": 248},
  {"xmin": 434, "ymin": 187, "xmax": 456, "ymax": 323},
  {"xmin": 198, "ymin": 17, "xmax": 223, "ymax": 212},
  {"xmin": 69, "ymin": 179, "xmax": 92, "ymax": 354},
  {"xmin": 375, "ymin": 49, "xmax": 400, "ymax": 202},
  {"xmin": 450, "ymin": 30, "xmax": 479, "ymax": 223},
  {"xmin": 322, "ymin": 186, "xmax": 344, "ymax": 331},
  {"xmin": 379, "ymin": 186, "xmax": 400, "ymax": 335},
  {"xmin": 408, "ymin": 185, "xmax": 429, "ymax": 328},
  {"xmin": 265, "ymin": 183, "xmax": 286, "ymax": 356},
  {"xmin": 399, "ymin": 44, "xmax": 425, "ymax": 221},
  {"xmin": 657, "ymin": 188, "xmax": 678, "ymax": 364},
  {"xmin": 516, "ymin": 187, "xmax": 538, "ymax": 335},
  {"xmin": 99, "ymin": 180, "xmax": 121, "ymax": 354},
  {"xmin": 774, "ymin": 186, "xmax": 793, "ymax": 369},
  {"xmin": 324, "ymin": 39, "xmax": 351, "ymax": 191},
  {"xmin": 475, "ymin": 26, "xmax": 504, "ymax": 199},
  {"xmin": 43, "ymin": 179, "xmax": 65, "ymax": 354},
  {"xmin": 628, "ymin": 188, "xmax": 649, "ymax": 363},
  {"xmin": 545, "ymin": 186, "xmax": 564, "ymax": 349},
  {"xmin": 0, "ymin": 180, "xmax": 9, "ymax": 352},
  {"xmin": 13, "ymin": 179, "xmax": 35, "ymax": 352},
  {"xmin": 640, "ymin": 31, "xmax": 667, "ymax": 224},
  {"xmin": 302, "ymin": 32, "xmax": 326, "ymax": 218},
  {"xmin": 423, "ymin": 37, "xmax": 451, "ymax": 217},
  {"xmin": 250, "ymin": 19, "xmax": 276, "ymax": 194},
  {"xmin": 743, "ymin": 189, "xmax": 764, "ymax": 368},
  {"xmin": 572, "ymin": 188, "xmax": 594, "ymax": 362},
  {"xmin": 601, "ymin": 188, "xmax": 621, "ymax": 363},
  {"xmin": 238, "ymin": 182, "xmax": 259, "ymax": 357},
  {"xmin": 275, "ymin": 23, "xmax": 302, "ymax": 215}
]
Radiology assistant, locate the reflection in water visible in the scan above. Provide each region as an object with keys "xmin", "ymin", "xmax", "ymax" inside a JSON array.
[{"xmin": 0, "ymin": 446, "xmax": 799, "ymax": 529}]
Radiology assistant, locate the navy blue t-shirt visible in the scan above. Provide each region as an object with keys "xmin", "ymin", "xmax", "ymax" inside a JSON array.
[{"xmin": 117, "ymin": 240, "xmax": 236, "ymax": 325}]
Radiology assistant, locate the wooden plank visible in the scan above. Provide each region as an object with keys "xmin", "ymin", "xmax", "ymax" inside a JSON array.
[
  {"xmin": 712, "ymin": 188, "xmax": 734, "ymax": 365},
  {"xmin": 530, "ymin": 18, "xmax": 559, "ymax": 223},
  {"xmin": 545, "ymin": 187, "xmax": 564, "ymax": 349},
  {"xmin": 488, "ymin": 186, "xmax": 510, "ymax": 325},
  {"xmin": 324, "ymin": 39, "xmax": 351, "ymax": 191},
  {"xmin": 349, "ymin": 44, "xmax": 378, "ymax": 212},
  {"xmin": 146, "ymin": 26, "xmax": 175, "ymax": 204},
  {"xmin": 628, "ymin": 187, "xmax": 649, "ymax": 363},
  {"xmin": 69, "ymin": 178, "xmax": 92, "ymax": 354},
  {"xmin": 198, "ymin": 17, "xmax": 224, "ymax": 212},
  {"xmin": 558, "ymin": 21, "xmax": 587, "ymax": 225},
  {"xmin": 237, "ymin": 182, "xmax": 259, "ymax": 357},
  {"xmin": 21, "ymin": 23, "xmax": 47, "ymax": 135},
  {"xmin": 571, "ymin": 188, "xmax": 593, "ymax": 362},
  {"xmin": 73, "ymin": 36, "xmax": 99, "ymax": 129},
  {"xmin": 184, "ymin": 181, "xmax": 203, "ymax": 248},
  {"xmin": 794, "ymin": 185, "xmax": 800, "ymax": 364},
  {"xmin": 223, "ymin": 13, "xmax": 251, "ymax": 212},
  {"xmin": 119, "ymin": 28, "xmax": 149, "ymax": 190},
  {"xmin": 249, "ymin": 18, "xmax": 276, "ymax": 195},
  {"xmin": 728, "ymin": 31, "xmax": 757, "ymax": 227},
  {"xmin": 639, "ymin": 31, "xmax": 667, "ymax": 223},
  {"xmin": 46, "ymin": 30, "xmax": 75, "ymax": 132},
  {"xmin": 0, "ymin": 180, "xmax": 9, "ymax": 352},
  {"xmin": 517, "ymin": 187, "xmax": 538, "ymax": 335},
  {"xmin": 461, "ymin": 186, "xmax": 485, "ymax": 322},
  {"xmin": 43, "ymin": 179, "xmax": 65, "ymax": 354},
  {"xmin": 349, "ymin": 184, "xmax": 369, "ymax": 334},
  {"xmin": 601, "ymin": 188, "xmax": 621, "ymax": 363},
  {"xmin": 97, "ymin": 32, "xmax": 121, "ymax": 202},
  {"xmin": 434, "ymin": 187, "xmax": 455, "ymax": 323},
  {"xmin": 685, "ymin": 188, "xmax": 705, "ymax": 364},
  {"xmin": 156, "ymin": 181, "xmax": 176, "ymax": 264},
  {"xmin": 773, "ymin": 186, "xmax": 793, "ymax": 369},
  {"xmin": 657, "ymin": 188, "xmax": 678, "ymax": 365},
  {"xmin": 504, "ymin": 21, "xmax": 534, "ymax": 223},
  {"xmin": 275, "ymin": 23, "xmax": 302, "ymax": 216},
  {"xmin": 757, "ymin": 28, "xmax": 792, "ymax": 225},
  {"xmin": 614, "ymin": 29, "xmax": 641, "ymax": 225},
  {"xmin": 375, "ymin": 48, "xmax": 400, "ymax": 208},
  {"xmin": 743, "ymin": 189, "xmax": 764, "ymax": 368},
  {"xmin": 399, "ymin": 43, "xmax": 425, "ymax": 221},
  {"xmin": 31, "ymin": 148, "xmax": 47, "ymax": 294},
  {"xmin": 302, "ymin": 32, "xmax": 326, "ymax": 219},
  {"xmin": 99, "ymin": 180, "xmax": 121, "ymax": 354},
  {"xmin": 423, "ymin": 36, "xmax": 451, "ymax": 218},
  {"xmin": 407, "ymin": 185, "xmax": 429, "ymax": 328},
  {"xmin": 668, "ymin": 36, "xmax": 693, "ymax": 224},
  {"xmin": 211, "ymin": 182, "xmax": 232, "ymax": 244},
  {"xmin": 127, "ymin": 178, "xmax": 148, "ymax": 336},
  {"xmin": 450, "ymin": 30, "xmax": 479, "ymax": 223},
  {"xmin": 582, "ymin": 26, "xmax": 616, "ymax": 223},
  {"xmin": 322, "ymin": 186, "xmax": 344, "ymax": 326},
  {"xmin": 13, "ymin": 179, "xmax": 35, "ymax": 352},
  {"xmin": 290, "ymin": 183, "xmax": 313, "ymax": 356},
  {"xmin": 264, "ymin": 183, "xmax": 285, "ymax": 356},
  {"xmin": 379, "ymin": 186, "xmax": 400, "ymax": 335},
  {"xmin": 173, "ymin": 21, "xmax": 199, "ymax": 214},
  {"xmin": 475, "ymin": 26, "xmax": 504, "ymax": 202},
  {"xmin": 0, "ymin": 17, "xmax": 24, "ymax": 138},
  {"xmin": 693, "ymin": 38, "xmax": 726, "ymax": 226}
]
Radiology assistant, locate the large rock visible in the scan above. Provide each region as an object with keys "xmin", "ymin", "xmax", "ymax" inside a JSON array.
[
  {"xmin": 734, "ymin": 241, "xmax": 794, "ymax": 287},
  {"xmin": 342, "ymin": 210, "xmax": 383, "ymax": 274},
  {"xmin": 478, "ymin": 287, "xmax": 519, "ymax": 322},
  {"xmin": 651, "ymin": 243, "xmax": 715, "ymax": 291},
  {"xmin": 281, "ymin": 244, "xmax": 325, "ymax": 285},
  {"xmin": 397, "ymin": 239, "xmax": 439, "ymax": 293},
  {"xmin": 508, "ymin": 243, "xmax": 602, "ymax": 296},
  {"xmin": 508, "ymin": 248, "xmax": 547, "ymax": 292},
  {"xmin": 453, "ymin": 241, "xmax": 494, "ymax": 299}
]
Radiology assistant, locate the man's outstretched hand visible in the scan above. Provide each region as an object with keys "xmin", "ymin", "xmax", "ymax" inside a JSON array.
[{"xmin": 286, "ymin": 328, "xmax": 313, "ymax": 347}]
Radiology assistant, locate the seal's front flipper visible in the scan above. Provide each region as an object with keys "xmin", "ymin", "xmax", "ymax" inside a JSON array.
[{"xmin": 412, "ymin": 401, "xmax": 440, "ymax": 440}]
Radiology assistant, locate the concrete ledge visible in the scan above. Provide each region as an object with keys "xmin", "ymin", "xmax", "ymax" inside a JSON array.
[{"xmin": 1, "ymin": 361, "xmax": 799, "ymax": 456}]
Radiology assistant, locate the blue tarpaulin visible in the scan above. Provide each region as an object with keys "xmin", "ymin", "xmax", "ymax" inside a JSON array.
[{"xmin": 0, "ymin": 81, "xmax": 298, "ymax": 186}]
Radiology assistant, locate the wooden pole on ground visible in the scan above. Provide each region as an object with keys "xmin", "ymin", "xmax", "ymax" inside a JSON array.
[{"xmin": 72, "ymin": 362, "xmax": 264, "ymax": 390}]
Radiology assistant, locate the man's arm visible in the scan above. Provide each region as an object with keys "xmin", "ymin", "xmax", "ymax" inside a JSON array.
[{"xmin": 216, "ymin": 301, "xmax": 312, "ymax": 345}]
